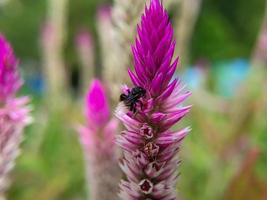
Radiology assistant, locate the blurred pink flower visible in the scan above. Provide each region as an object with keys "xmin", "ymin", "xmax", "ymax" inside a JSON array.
[
  {"xmin": 75, "ymin": 29, "xmax": 95, "ymax": 94},
  {"xmin": 0, "ymin": 34, "xmax": 22, "ymax": 102},
  {"xmin": 0, "ymin": 34, "xmax": 31, "ymax": 197},
  {"xmin": 86, "ymin": 79, "xmax": 110, "ymax": 128},
  {"xmin": 97, "ymin": 5, "xmax": 112, "ymax": 22},
  {"xmin": 75, "ymin": 29, "xmax": 93, "ymax": 49},
  {"xmin": 78, "ymin": 79, "xmax": 120, "ymax": 200},
  {"xmin": 115, "ymin": 0, "xmax": 191, "ymax": 199},
  {"xmin": 40, "ymin": 22, "xmax": 56, "ymax": 48}
]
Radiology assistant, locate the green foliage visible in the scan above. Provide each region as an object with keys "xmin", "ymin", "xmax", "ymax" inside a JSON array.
[
  {"xmin": 192, "ymin": 0, "xmax": 265, "ymax": 61},
  {"xmin": 7, "ymin": 105, "xmax": 86, "ymax": 200},
  {"xmin": 0, "ymin": 0, "xmax": 46, "ymax": 59}
]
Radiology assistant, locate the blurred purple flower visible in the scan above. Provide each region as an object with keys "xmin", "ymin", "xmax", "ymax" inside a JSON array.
[
  {"xmin": 75, "ymin": 29, "xmax": 95, "ymax": 94},
  {"xmin": 0, "ymin": 34, "xmax": 22, "ymax": 102},
  {"xmin": 75, "ymin": 29, "xmax": 93, "ymax": 49},
  {"xmin": 0, "ymin": 34, "xmax": 31, "ymax": 197},
  {"xmin": 78, "ymin": 79, "xmax": 120, "ymax": 200},
  {"xmin": 80, "ymin": 79, "xmax": 116, "ymax": 154},
  {"xmin": 86, "ymin": 79, "xmax": 110, "ymax": 129},
  {"xmin": 97, "ymin": 5, "xmax": 112, "ymax": 22},
  {"xmin": 115, "ymin": 0, "xmax": 191, "ymax": 199},
  {"xmin": 40, "ymin": 22, "xmax": 55, "ymax": 49}
]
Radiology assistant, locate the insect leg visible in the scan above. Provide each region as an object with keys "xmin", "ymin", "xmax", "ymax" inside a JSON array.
[
  {"xmin": 120, "ymin": 94, "xmax": 128, "ymax": 101},
  {"xmin": 130, "ymin": 103, "xmax": 137, "ymax": 113},
  {"xmin": 129, "ymin": 103, "xmax": 133, "ymax": 111},
  {"xmin": 133, "ymin": 106, "xmax": 137, "ymax": 113},
  {"xmin": 137, "ymin": 100, "xmax": 143, "ymax": 110}
]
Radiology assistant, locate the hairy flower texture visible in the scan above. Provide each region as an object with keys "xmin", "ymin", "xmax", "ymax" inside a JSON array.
[
  {"xmin": 0, "ymin": 35, "xmax": 32, "ymax": 198},
  {"xmin": 78, "ymin": 79, "xmax": 120, "ymax": 200},
  {"xmin": 115, "ymin": 1, "xmax": 191, "ymax": 199},
  {"xmin": 101, "ymin": 0, "xmax": 145, "ymax": 105}
]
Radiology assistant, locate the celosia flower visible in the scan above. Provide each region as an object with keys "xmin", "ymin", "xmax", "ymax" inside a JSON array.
[
  {"xmin": 0, "ymin": 34, "xmax": 31, "ymax": 197},
  {"xmin": 0, "ymin": 35, "xmax": 22, "ymax": 102},
  {"xmin": 78, "ymin": 79, "xmax": 120, "ymax": 200},
  {"xmin": 115, "ymin": 0, "xmax": 191, "ymax": 199}
]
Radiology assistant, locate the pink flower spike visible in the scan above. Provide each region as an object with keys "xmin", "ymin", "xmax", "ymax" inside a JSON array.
[
  {"xmin": 86, "ymin": 79, "xmax": 110, "ymax": 128},
  {"xmin": 0, "ymin": 34, "xmax": 32, "ymax": 198},
  {"xmin": 78, "ymin": 79, "xmax": 120, "ymax": 200},
  {"xmin": 0, "ymin": 34, "xmax": 22, "ymax": 102},
  {"xmin": 115, "ymin": 0, "xmax": 191, "ymax": 199}
]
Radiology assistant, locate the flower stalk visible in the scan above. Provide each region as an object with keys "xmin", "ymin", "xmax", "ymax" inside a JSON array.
[
  {"xmin": 40, "ymin": 0, "xmax": 69, "ymax": 108},
  {"xmin": 115, "ymin": 0, "xmax": 191, "ymax": 199},
  {"xmin": 75, "ymin": 29, "xmax": 95, "ymax": 95}
]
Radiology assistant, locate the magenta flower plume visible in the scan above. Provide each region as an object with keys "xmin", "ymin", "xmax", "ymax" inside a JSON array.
[
  {"xmin": 115, "ymin": 0, "xmax": 191, "ymax": 199},
  {"xmin": 0, "ymin": 35, "xmax": 22, "ymax": 102},
  {"xmin": 78, "ymin": 79, "xmax": 120, "ymax": 200},
  {"xmin": 86, "ymin": 80, "xmax": 110, "ymax": 128},
  {"xmin": 0, "ymin": 34, "xmax": 32, "ymax": 197}
]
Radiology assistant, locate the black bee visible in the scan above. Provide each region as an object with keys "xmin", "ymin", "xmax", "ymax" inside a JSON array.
[{"xmin": 120, "ymin": 86, "xmax": 146, "ymax": 113}]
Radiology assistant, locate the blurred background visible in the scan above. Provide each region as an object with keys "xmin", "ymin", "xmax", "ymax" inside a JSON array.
[{"xmin": 1, "ymin": 0, "xmax": 267, "ymax": 199}]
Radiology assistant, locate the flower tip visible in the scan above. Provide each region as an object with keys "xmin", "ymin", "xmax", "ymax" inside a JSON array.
[
  {"xmin": 0, "ymin": 34, "xmax": 12, "ymax": 61},
  {"xmin": 86, "ymin": 79, "xmax": 110, "ymax": 126},
  {"xmin": 0, "ymin": 34, "xmax": 5, "ymax": 46},
  {"xmin": 97, "ymin": 5, "xmax": 112, "ymax": 21},
  {"xmin": 40, "ymin": 22, "xmax": 55, "ymax": 44},
  {"xmin": 0, "ymin": 33, "xmax": 21, "ymax": 101},
  {"xmin": 75, "ymin": 29, "xmax": 93, "ymax": 47},
  {"xmin": 151, "ymin": 0, "xmax": 161, "ymax": 6},
  {"xmin": 0, "ymin": 33, "xmax": 8, "ymax": 44},
  {"xmin": 149, "ymin": 0, "xmax": 163, "ymax": 11}
]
